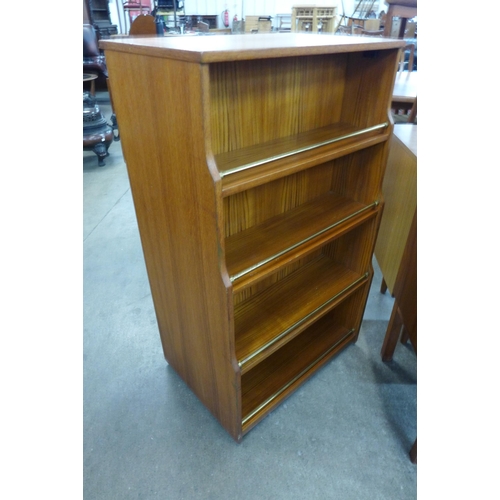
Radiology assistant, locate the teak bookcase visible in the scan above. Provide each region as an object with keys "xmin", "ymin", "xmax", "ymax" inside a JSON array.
[{"xmin": 100, "ymin": 33, "xmax": 404, "ymax": 442}]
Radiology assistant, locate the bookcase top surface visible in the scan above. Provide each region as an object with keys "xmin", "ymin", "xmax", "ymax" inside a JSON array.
[{"xmin": 100, "ymin": 33, "xmax": 405, "ymax": 63}]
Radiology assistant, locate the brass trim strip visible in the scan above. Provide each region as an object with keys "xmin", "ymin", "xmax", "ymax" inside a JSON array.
[
  {"xmin": 238, "ymin": 273, "xmax": 368, "ymax": 368},
  {"xmin": 220, "ymin": 123, "xmax": 388, "ymax": 178},
  {"xmin": 241, "ymin": 328, "xmax": 356, "ymax": 426},
  {"xmin": 230, "ymin": 201, "xmax": 378, "ymax": 283}
]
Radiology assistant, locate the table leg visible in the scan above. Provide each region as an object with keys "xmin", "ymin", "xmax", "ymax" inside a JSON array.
[{"xmin": 381, "ymin": 301, "xmax": 403, "ymax": 361}]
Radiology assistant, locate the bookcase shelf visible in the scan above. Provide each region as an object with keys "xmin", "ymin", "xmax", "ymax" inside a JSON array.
[
  {"xmin": 226, "ymin": 191, "xmax": 378, "ymax": 289},
  {"xmin": 216, "ymin": 122, "xmax": 388, "ymax": 184},
  {"xmin": 100, "ymin": 33, "xmax": 403, "ymax": 442}
]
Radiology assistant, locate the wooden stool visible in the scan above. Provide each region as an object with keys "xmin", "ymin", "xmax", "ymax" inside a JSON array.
[
  {"xmin": 383, "ymin": 0, "xmax": 417, "ymax": 38},
  {"xmin": 83, "ymin": 73, "xmax": 98, "ymax": 96}
]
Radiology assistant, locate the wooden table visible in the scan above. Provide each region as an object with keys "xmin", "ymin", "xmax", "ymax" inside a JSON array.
[
  {"xmin": 383, "ymin": 0, "xmax": 417, "ymax": 38},
  {"xmin": 375, "ymin": 124, "xmax": 417, "ymax": 295},
  {"xmin": 392, "ymin": 70, "xmax": 417, "ymax": 116},
  {"xmin": 377, "ymin": 122, "xmax": 417, "ymax": 464},
  {"xmin": 393, "ymin": 71, "xmax": 417, "ymax": 102}
]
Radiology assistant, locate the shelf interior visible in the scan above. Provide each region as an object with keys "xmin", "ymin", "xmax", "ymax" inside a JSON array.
[
  {"xmin": 225, "ymin": 192, "xmax": 377, "ymax": 291},
  {"xmin": 234, "ymin": 252, "xmax": 368, "ymax": 373},
  {"xmin": 216, "ymin": 121, "xmax": 387, "ymax": 176},
  {"xmin": 240, "ymin": 291, "xmax": 366, "ymax": 431},
  {"xmin": 223, "ymin": 145, "xmax": 387, "ymax": 293},
  {"xmin": 209, "ymin": 51, "xmax": 397, "ymax": 199}
]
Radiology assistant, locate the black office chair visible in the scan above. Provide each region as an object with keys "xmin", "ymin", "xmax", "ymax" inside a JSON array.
[{"xmin": 83, "ymin": 24, "xmax": 108, "ymax": 80}]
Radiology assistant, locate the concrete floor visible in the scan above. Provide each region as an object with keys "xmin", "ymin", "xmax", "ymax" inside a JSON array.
[{"xmin": 83, "ymin": 95, "xmax": 417, "ymax": 499}]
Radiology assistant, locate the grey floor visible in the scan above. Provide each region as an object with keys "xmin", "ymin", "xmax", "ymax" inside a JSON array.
[{"xmin": 83, "ymin": 94, "xmax": 417, "ymax": 499}]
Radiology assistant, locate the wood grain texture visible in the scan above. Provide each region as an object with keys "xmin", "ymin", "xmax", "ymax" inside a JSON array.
[
  {"xmin": 104, "ymin": 50, "xmax": 241, "ymax": 439},
  {"xmin": 100, "ymin": 33, "xmax": 405, "ymax": 63},
  {"xmin": 235, "ymin": 256, "xmax": 367, "ymax": 373},
  {"xmin": 225, "ymin": 192, "xmax": 372, "ymax": 280},
  {"xmin": 241, "ymin": 285, "xmax": 369, "ymax": 433},
  {"xmin": 101, "ymin": 35, "xmax": 400, "ymax": 442},
  {"xmin": 374, "ymin": 124, "xmax": 417, "ymax": 294}
]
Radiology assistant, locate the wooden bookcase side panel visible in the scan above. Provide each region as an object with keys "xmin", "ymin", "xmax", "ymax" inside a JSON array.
[
  {"xmin": 341, "ymin": 49, "xmax": 400, "ymax": 129},
  {"xmin": 240, "ymin": 285, "xmax": 368, "ymax": 434},
  {"xmin": 208, "ymin": 54, "xmax": 348, "ymax": 155},
  {"xmin": 104, "ymin": 50, "xmax": 242, "ymax": 439}
]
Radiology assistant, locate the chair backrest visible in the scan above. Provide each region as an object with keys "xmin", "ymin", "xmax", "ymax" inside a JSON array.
[
  {"xmin": 129, "ymin": 14, "xmax": 156, "ymax": 35},
  {"xmin": 83, "ymin": 24, "xmax": 100, "ymax": 58},
  {"xmin": 398, "ymin": 43, "xmax": 415, "ymax": 72}
]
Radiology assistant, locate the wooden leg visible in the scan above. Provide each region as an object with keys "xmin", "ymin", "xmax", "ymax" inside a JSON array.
[
  {"xmin": 400, "ymin": 326, "xmax": 409, "ymax": 344},
  {"xmin": 409, "ymin": 438, "xmax": 417, "ymax": 464},
  {"xmin": 408, "ymin": 97, "xmax": 417, "ymax": 123},
  {"xmin": 381, "ymin": 302, "xmax": 403, "ymax": 361},
  {"xmin": 380, "ymin": 277, "xmax": 388, "ymax": 294},
  {"xmin": 383, "ymin": 5, "xmax": 394, "ymax": 37},
  {"xmin": 398, "ymin": 17, "xmax": 407, "ymax": 38}
]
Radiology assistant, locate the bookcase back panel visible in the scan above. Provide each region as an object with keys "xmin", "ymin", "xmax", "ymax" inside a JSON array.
[
  {"xmin": 233, "ymin": 250, "xmax": 323, "ymax": 306},
  {"xmin": 223, "ymin": 162, "xmax": 334, "ymax": 238},
  {"xmin": 223, "ymin": 146, "xmax": 384, "ymax": 241},
  {"xmin": 209, "ymin": 54, "xmax": 348, "ymax": 154}
]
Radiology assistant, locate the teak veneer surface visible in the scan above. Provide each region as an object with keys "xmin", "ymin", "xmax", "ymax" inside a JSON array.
[
  {"xmin": 241, "ymin": 315, "xmax": 356, "ymax": 430},
  {"xmin": 225, "ymin": 192, "xmax": 375, "ymax": 285},
  {"xmin": 235, "ymin": 255, "xmax": 367, "ymax": 373},
  {"xmin": 100, "ymin": 33, "xmax": 405, "ymax": 62},
  {"xmin": 375, "ymin": 124, "xmax": 417, "ymax": 294},
  {"xmin": 100, "ymin": 33, "xmax": 402, "ymax": 441}
]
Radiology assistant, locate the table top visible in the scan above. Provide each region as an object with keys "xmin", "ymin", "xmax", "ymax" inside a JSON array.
[
  {"xmin": 83, "ymin": 73, "xmax": 98, "ymax": 81},
  {"xmin": 393, "ymin": 123, "xmax": 417, "ymax": 157},
  {"xmin": 392, "ymin": 71, "xmax": 417, "ymax": 102}
]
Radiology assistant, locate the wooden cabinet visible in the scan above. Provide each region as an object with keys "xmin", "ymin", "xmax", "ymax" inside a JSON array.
[
  {"xmin": 291, "ymin": 5, "xmax": 338, "ymax": 33},
  {"xmin": 100, "ymin": 33, "xmax": 403, "ymax": 442}
]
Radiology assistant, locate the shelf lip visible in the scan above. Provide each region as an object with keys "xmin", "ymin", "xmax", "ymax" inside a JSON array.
[
  {"xmin": 238, "ymin": 273, "xmax": 368, "ymax": 370},
  {"xmin": 229, "ymin": 199, "xmax": 379, "ymax": 284},
  {"xmin": 218, "ymin": 123, "xmax": 389, "ymax": 178},
  {"xmin": 241, "ymin": 328, "xmax": 355, "ymax": 426}
]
